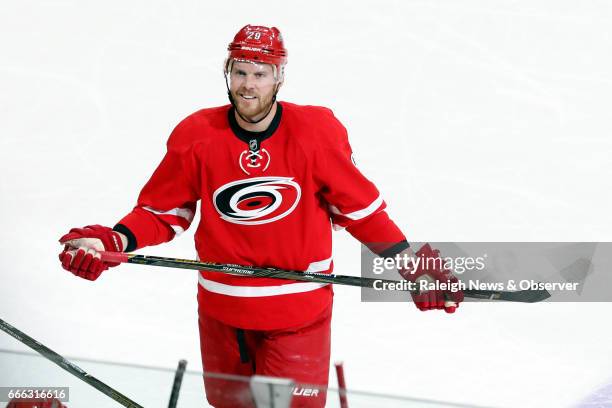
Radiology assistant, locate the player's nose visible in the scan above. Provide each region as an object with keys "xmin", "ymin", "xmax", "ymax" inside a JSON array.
[{"xmin": 243, "ymin": 74, "xmax": 257, "ymax": 89}]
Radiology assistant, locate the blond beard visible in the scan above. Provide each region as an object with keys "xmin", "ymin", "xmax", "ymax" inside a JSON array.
[{"xmin": 232, "ymin": 90, "xmax": 276, "ymax": 122}]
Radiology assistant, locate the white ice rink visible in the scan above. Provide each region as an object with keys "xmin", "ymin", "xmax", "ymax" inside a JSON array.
[{"xmin": 1, "ymin": 1, "xmax": 612, "ymax": 407}]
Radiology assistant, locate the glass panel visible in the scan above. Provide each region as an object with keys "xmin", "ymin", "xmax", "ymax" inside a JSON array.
[{"xmin": 0, "ymin": 349, "xmax": 471, "ymax": 407}]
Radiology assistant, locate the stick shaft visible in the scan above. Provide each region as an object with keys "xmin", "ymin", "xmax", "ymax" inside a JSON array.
[
  {"xmin": 101, "ymin": 252, "xmax": 550, "ymax": 302},
  {"xmin": 335, "ymin": 361, "xmax": 349, "ymax": 408},
  {"xmin": 167, "ymin": 359, "xmax": 187, "ymax": 408},
  {"xmin": 0, "ymin": 318, "xmax": 143, "ymax": 408}
]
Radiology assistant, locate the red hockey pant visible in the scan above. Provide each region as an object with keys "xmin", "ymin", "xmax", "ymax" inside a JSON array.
[{"xmin": 198, "ymin": 304, "xmax": 332, "ymax": 408}]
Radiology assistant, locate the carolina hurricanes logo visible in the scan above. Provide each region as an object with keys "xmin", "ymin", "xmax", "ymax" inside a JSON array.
[{"xmin": 213, "ymin": 177, "xmax": 301, "ymax": 225}]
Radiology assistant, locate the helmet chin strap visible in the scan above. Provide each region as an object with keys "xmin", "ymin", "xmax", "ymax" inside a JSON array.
[{"xmin": 225, "ymin": 73, "xmax": 281, "ymax": 125}]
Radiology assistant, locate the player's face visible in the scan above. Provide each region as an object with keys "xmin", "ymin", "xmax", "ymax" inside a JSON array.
[{"xmin": 229, "ymin": 61, "xmax": 279, "ymax": 121}]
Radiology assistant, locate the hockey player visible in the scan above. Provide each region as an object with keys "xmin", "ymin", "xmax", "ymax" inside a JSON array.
[{"xmin": 58, "ymin": 25, "xmax": 463, "ymax": 407}]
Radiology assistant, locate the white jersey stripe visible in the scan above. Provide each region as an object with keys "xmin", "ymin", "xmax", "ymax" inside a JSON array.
[
  {"xmin": 305, "ymin": 256, "xmax": 332, "ymax": 272},
  {"xmin": 329, "ymin": 195, "xmax": 383, "ymax": 221},
  {"xmin": 143, "ymin": 206, "xmax": 195, "ymax": 222},
  {"xmin": 198, "ymin": 274, "xmax": 328, "ymax": 297}
]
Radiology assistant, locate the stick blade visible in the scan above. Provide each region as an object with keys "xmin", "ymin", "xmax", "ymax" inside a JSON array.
[
  {"xmin": 464, "ymin": 289, "xmax": 551, "ymax": 303},
  {"xmin": 501, "ymin": 289, "xmax": 551, "ymax": 303}
]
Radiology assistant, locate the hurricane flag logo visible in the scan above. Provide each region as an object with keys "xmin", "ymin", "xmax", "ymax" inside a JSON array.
[{"xmin": 213, "ymin": 177, "xmax": 301, "ymax": 225}]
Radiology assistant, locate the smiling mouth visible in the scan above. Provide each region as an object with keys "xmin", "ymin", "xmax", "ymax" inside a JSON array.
[{"xmin": 240, "ymin": 94, "xmax": 257, "ymax": 101}]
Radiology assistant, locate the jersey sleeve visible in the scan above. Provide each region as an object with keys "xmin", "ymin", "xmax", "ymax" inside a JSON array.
[
  {"xmin": 114, "ymin": 119, "xmax": 201, "ymax": 251},
  {"xmin": 315, "ymin": 110, "xmax": 409, "ymax": 257}
]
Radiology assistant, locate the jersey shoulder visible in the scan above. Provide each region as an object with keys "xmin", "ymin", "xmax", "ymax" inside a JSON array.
[
  {"xmin": 280, "ymin": 101, "xmax": 349, "ymax": 146},
  {"xmin": 167, "ymin": 104, "xmax": 230, "ymax": 151}
]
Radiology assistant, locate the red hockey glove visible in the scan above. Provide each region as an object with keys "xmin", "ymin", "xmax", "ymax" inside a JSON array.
[
  {"xmin": 6, "ymin": 398, "xmax": 67, "ymax": 408},
  {"xmin": 399, "ymin": 244, "xmax": 464, "ymax": 313},
  {"xmin": 58, "ymin": 225, "xmax": 124, "ymax": 281}
]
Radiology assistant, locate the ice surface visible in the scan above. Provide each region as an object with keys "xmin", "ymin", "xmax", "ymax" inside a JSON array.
[
  {"xmin": 575, "ymin": 379, "xmax": 612, "ymax": 408},
  {"xmin": 1, "ymin": 1, "xmax": 612, "ymax": 407}
]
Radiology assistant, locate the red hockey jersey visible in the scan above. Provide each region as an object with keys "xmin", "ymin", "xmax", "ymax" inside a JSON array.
[{"xmin": 116, "ymin": 102, "xmax": 407, "ymax": 330}]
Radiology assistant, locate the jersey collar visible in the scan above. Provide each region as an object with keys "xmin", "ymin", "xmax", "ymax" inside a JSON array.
[{"xmin": 228, "ymin": 102, "xmax": 283, "ymax": 144}]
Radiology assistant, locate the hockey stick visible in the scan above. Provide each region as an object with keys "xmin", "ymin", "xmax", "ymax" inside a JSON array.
[
  {"xmin": 334, "ymin": 361, "xmax": 349, "ymax": 408},
  {"xmin": 167, "ymin": 359, "xmax": 187, "ymax": 408},
  {"xmin": 0, "ymin": 318, "xmax": 144, "ymax": 408},
  {"xmin": 100, "ymin": 252, "xmax": 551, "ymax": 303}
]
